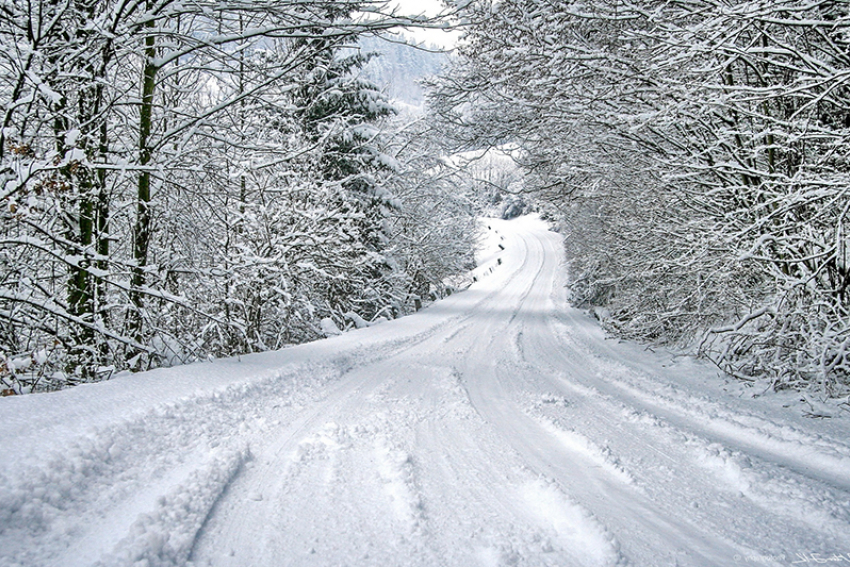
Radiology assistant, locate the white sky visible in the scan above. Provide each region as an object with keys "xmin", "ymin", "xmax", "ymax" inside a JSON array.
[{"xmin": 390, "ymin": 0, "xmax": 461, "ymax": 48}]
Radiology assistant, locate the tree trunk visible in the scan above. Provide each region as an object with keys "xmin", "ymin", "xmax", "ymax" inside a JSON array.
[{"xmin": 129, "ymin": 7, "xmax": 158, "ymax": 357}]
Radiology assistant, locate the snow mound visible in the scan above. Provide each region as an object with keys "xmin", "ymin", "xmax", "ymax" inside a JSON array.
[
  {"xmin": 95, "ymin": 446, "xmax": 248, "ymax": 567},
  {"xmin": 519, "ymin": 479, "xmax": 622, "ymax": 566},
  {"xmin": 320, "ymin": 317, "xmax": 342, "ymax": 336},
  {"xmin": 374, "ymin": 436, "xmax": 425, "ymax": 533}
]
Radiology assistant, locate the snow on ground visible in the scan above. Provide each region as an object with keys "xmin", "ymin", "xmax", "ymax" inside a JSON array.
[{"xmin": 2, "ymin": 215, "xmax": 850, "ymax": 567}]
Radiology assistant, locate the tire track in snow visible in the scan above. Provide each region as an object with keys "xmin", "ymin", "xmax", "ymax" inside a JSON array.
[
  {"xmin": 96, "ymin": 445, "xmax": 249, "ymax": 567},
  {"xmin": 540, "ymin": 369, "xmax": 850, "ymax": 559},
  {"xmin": 497, "ymin": 235, "xmax": 850, "ymax": 562},
  {"xmin": 518, "ymin": 478, "xmax": 623, "ymax": 567},
  {"xmin": 546, "ymin": 315, "xmax": 850, "ymax": 492},
  {"xmin": 10, "ymin": 216, "xmax": 850, "ymax": 566},
  {"xmin": 374, "ymin": 436, "xmax": 427, "ymax": 534},
  {"xmin": 404, "ymin": 364, "xmax": 624, "ymax": 567},
  {"xmin": 406, "ymin": 230, "xmax": 630, "ymax": 566},
  {"xmin": 687, "ymin": 436, "xmax": 850, "ymax": 544},
  {"xmin": 453, "ymin": 224, "xmax": 762, "ymax": 566},
  {"xmin": 0, "ymin": 364, "xmax": 344, "ymax": 567},
  {"xmin": 525, "ymin": 406, "xmax": 637, "ymax": 487},
  {"xmin": 543, "ymin": 334, "xmax": 850, "ymax": 537}
]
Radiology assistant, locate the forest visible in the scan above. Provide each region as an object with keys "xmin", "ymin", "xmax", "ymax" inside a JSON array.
[
  {"xmin": 0, "ymin": 0, "xmax": 474, "ymax": 391},
  {"xmin": 3, "ymin": 0, "xmax": 850, "ymax": 398},
  {"xmin": 431, "ymin": 0, "xmax": 850, "ymax": 397}
]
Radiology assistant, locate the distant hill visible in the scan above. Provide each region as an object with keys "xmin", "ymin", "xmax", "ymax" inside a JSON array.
[{"xmin": 357, "ymin": 35, "xmax": 449, "ymax": 110}]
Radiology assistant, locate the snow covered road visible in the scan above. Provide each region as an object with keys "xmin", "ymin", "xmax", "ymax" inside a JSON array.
[{"xmin": 2, "ymin": 216, "xmax": 850, "ymax": 567}]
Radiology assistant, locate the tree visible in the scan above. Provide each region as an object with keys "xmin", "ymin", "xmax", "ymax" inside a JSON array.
[
  {"xmin": 431, "ymin": 0, "xmax": 850, "ymax": 394},
  {"xmin": 0, "ymin": 0, "xmax": 455, "ymax": 391},
  {"xmin": 292, "ymin": 15, "xmax": 404, "ymax": 325}
]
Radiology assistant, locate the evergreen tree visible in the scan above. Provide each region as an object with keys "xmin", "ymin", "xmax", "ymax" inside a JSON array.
[{"xmin": 293, "ymin": 16, "xmax": 401, "ymax": 324}]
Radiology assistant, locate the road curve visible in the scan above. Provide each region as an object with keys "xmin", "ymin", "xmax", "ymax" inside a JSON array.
[{"xmin": 2, "ymin": 216, "xmax": 850, "ymax": 567}]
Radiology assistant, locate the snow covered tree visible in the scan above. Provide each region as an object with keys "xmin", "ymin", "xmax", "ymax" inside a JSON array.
[
  {"xmin": 0, "ymin": 0, "xmax": 138, "ymax": 385},
  {"xmin": 647, "ymin": 0, "xmax": 850, "ymax": 391},
  {"xmin": 431, "ymin": 0, "xmax": 850, "ymax": 394},
  {"xmin": 0, "ymin": 0, "xmax": 452, "ymax": 391},
  {"xmin": 358, "ymin": 35, "xmax": 448, "ymax": 108},
  {"xmin": 383, "ymin": 119, "xmax": 476, "ymax": 301},
  {"xmin": 290, "ymin": 13, "xmax": 406, "ymax": 326}
]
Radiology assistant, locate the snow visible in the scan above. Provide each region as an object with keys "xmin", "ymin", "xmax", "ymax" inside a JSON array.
[
  {"xmin": 344, "ymin": 311, "xmax": 370, "ymax": 329},
  {"xmin": 319, "ymin": 317, "xmax": 342, "ymax": 336},
  {"xmin": 2, "ymin": 215, "xmax": 850, "ymax": 567}
]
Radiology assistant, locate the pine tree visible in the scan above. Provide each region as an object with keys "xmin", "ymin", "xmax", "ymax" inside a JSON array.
[{"xmin": 292, "ymin": 15, "xmax": 401, "ymax": 324}]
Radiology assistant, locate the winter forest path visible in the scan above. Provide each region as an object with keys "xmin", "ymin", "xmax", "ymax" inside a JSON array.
[{"xmin": 2, "ymin": 216, "xmax": 850, "ymax": 567}]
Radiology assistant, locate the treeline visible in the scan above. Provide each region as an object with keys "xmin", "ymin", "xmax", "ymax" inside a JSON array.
[
  {"xmin": 358, "ymin": 35, "xmax": 447, "ymax": 108},
  {"xmin": 431, "ymin": 0, "xmax": 850, "ymax": 395},
  {"xmin": 0, "ymin": 0, "xmax": 474, "ymax": 392}
]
